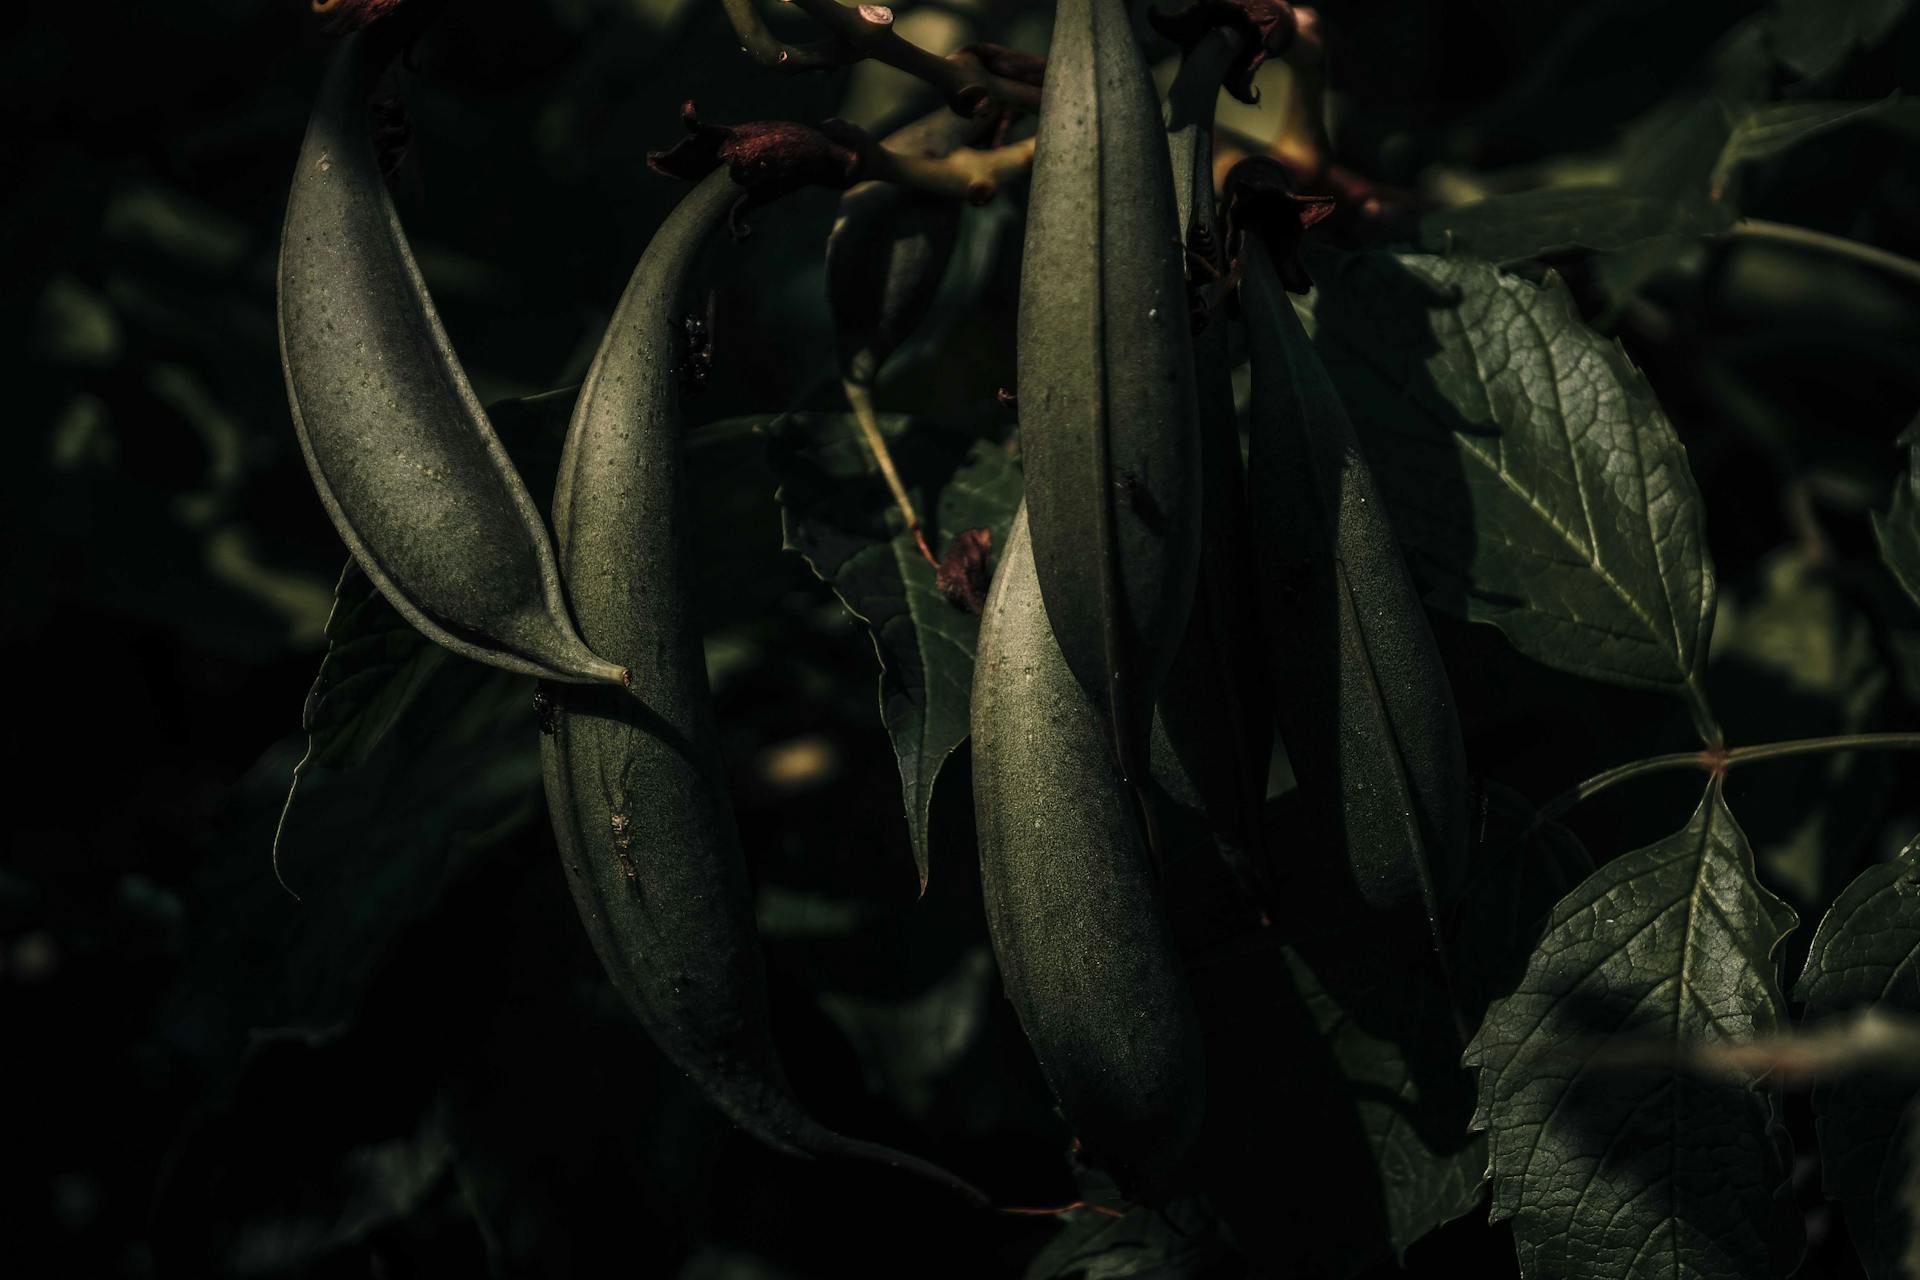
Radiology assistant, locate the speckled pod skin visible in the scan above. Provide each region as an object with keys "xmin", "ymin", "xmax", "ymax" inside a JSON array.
[
  {"xmin": 1240, "ymin": 236, "xmax": 1469, "ymax": 915},
  {"xmin": 541, "ymin": 170, "xmax": 983, "ymax": 1206},
  {"xmin": 277, "ymin": 34, "xmax": 624, "ymax": 687},
  {"xmin": 972, "ymin": 505, "xmax": 1206, "ymax": 1202},
  {"xmin": 1015, "ymin": 0, "xmax": 1203, "ymax": 785}
]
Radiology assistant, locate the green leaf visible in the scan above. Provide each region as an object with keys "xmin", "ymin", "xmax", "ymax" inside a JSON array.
[
  {"xmin": 1305, "ymin": 248, "xmax": 1722, "ymax": 740},
  {"xmin": 294, "ymin": 562, "xmax": 452, "ymax": 777},
  {"xmin": 1464, "ymin": 782, "xmax": 1803, "ymax": 1280},
  {"xmin": 1417, "ymin": 188, "xmax": 1732, "ymax": 264},
  {"xmin": 1710, "ymin": 95, "xmax": 1910, "ymax": 200},
  {"xmin": 768, "ymin": 411, "xmax": 1021, "ymax": 888},
  {"xmin": 1708, "ymin": 549, "xmax": 1893, "ymax": 916},
  {"xmin": 1793, "ymin": 835, "xmax": 1920, "ymax": 1280},
  {"xmin": 1874, "ymin": 418, "xmax": 1920, "ymax": 611},
  {"xmin": 1178, "ymin": 796, "xmax": 1485, "ymax": 1274},
  {"xmin": 1769, "ymin": 0, "xmax": 1915, "ymax": 78},
  {"xmin": 1026, "ymin": 1199, "xmax": 1238, "ymax": 1280}
]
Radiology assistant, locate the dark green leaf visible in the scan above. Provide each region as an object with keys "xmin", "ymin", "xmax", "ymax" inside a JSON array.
[
  {"xmin": 1181, "ymin": 800, "xmax": 1485, "ymax": 1274},
  {"xmin": 769, "ymin": 412, "xmax": 1020, "ymax": 888},
  {"xmin": 291, "ymin": 562, "xmax": 451, "ymax": 777},
  {"xmin": 1417, "ymin": 188, "xmax": 1732, "ymax": 264},
  {"xmin": 1874, "ymin": 418, "xmax": 1920, "ymax": 610},
  {"xmin": 1769, "ymin": 0, "xmax": 1915, "ymax": 78},
  {"xmin": 1306, "ymin": 248, "xmax": 1722, "ymax": 740},
  {"xmin": 1793, "ymin": 835, "xmax": 1920, "ymax": 1280},
  {"xmin": 1464, "ymin": 782, "xmax": 1803, "ymax": 1280},
  {"xmin": 1710, "ymin": 95, "xmax": 1911, "ymax": 200},
  {"xmin": 1709, "ymin": 549, "xmax": 1893, "ymax": 920},
  {"xmin": 1026, "ymin": 1199, "xmax": 1238, "ymax": 1280}
]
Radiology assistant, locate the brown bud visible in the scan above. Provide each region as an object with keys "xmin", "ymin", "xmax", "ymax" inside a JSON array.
[
  {"xmin": 1148, "ymin": 0, "xmax": 1297, "ymax": 104},
  {"xmin": 1222, "ymin": 156, "xmax": 1335, "ymax": 293},
  {"xmin": 312, "ymin": 0, "xmax": 408, "ymax": 35},
  {"xmin": 648, "ymin": 103, "xmax": 871, "ymax": 235},
  {"xmin": 936, "ymin": 528, "xmax": 994, "ymax": 616}
]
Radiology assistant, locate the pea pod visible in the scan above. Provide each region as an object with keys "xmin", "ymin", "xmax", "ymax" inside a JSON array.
[
  {"xmin": 827, "ymin": 109, "xmax": 980, "ymax": 391},
  {"xmin": 972, "ymin": 504, "xmax": 1206, "ymax": 1202},
  {"xmin": 278, "ymin": 33, "xmax": 625, "ymax": 688},
  {"xmin": 1154, "ymin": 24, "xmax": 1273, "ymax": 898},
  {"xmin": 1016, "ymin": 0, "xmax": 1203, "ymax": 784},
  {"xmin": 542, "ymin": 169, "xmax": 984, "ymax": 1205},
  {"xmin": 1240, "ymin": 234, "xmax": 1468, "ymax": 919}
]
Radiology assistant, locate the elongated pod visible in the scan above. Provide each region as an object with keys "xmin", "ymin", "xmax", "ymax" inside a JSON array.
[
  {"xmin": 1240, "ymin": 235, "xmax": 1468, "ymax": 918},
  {"xmin": 1154, "ymin": 25, "xmax": 1273, "ymax": 894},
  {"xmin": 1016, "ymin": 0, "xmax": 1203, "ymax": 783},
  {"xmin": 972, "ymin": 505, "xmax": 1205, "ymax": 1201},
  {"xmin": 827, "ymin": 109, "xmax": 980, "ymax": 390},
  {"xmin": 278, "ymin": 33, "xmax": 625, "ymax": 687},
  {"xmin": 542, "ymin": 170, "xmax": 983, "ymax": 1205}
]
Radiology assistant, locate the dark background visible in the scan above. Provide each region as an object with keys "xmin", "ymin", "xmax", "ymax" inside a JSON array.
[{"xmin": 5, "ymin": 0, "xmax": 1919, "ymax": 1276}]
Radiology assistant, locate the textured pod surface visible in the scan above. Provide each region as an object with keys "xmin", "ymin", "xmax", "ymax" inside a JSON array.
[
  {"xmin": 1016, "ymin": 0, "xmax": 1203, "ymax": 781},
  {"xmin": 1241, "ymin": 236, "xmax": 1468, "ymax": 914},
  {"xmin": 542, "ymin": 171, "xmax": 981, "ymax": 1204},
  {"xmin": 972, "ymin": 505, "xmax": 1205, "ymax": 1200},
  {"xmin": 277, "ymin": 34, "xmax": 624, "ymax": 687}
]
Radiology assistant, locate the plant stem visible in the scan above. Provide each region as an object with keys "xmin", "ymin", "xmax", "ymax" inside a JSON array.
[
  {"xmin": 844, "ymin": 382, "xmax": 936, "ymax": 565},
  {"xmin": 722, "ymin": 0, "xmax": 1043, "ymax": 115},
  {"xmin": 1534, "ymin": 732, "xmax": 1920, "ymax": 827},
  {"xmin": 1727, "ymin": 219, "xmax": 1920, "ymax": 293}
]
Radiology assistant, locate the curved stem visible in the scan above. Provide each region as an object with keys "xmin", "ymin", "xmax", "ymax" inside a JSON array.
[
  {"xmin": 1533, "ymin": 732, "xmax": 1920, "ymax": 827},
  {"xmin": 1726, "ymin": 219, "xmax": 1920, "ymax": 293},
  {"xmin": 722, "ymin": 0, "xmax": 1043, "ymax": 115}
]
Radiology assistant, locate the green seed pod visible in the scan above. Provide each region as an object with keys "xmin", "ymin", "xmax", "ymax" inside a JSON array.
[
  {"xmin": 1154, "ymin": 24, "xmax": 1273, "ymax": 896},
  {"xmin": 543, "ymin": 169, "xmax": 983, "ymax": 1206},
  {"xmin": 1016, "ymin": 0, "xmax": 1203, "ymax": 783},
  {"xmin": 827, "ymin": 110, "xmax": 977, "ymax": 391},
  {"xmin": 1240, "ymin": 234, "xmax": 1469, "ymax": 917},
  {"xmin": 278, "ymin": 34, "xmax": 625, "ymax": 688},
  {"xmin": 972, "ymin": 504, "xmax": 1206, "ymax": 1201}
]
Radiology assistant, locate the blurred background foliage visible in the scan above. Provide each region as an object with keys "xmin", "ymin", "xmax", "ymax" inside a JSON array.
[{"xmin": 3, "ymin": 0, "xmax": 1919, "ymax": 1276}]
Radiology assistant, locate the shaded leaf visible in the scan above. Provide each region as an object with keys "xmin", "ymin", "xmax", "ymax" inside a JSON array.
[
  {"xmin": 1179, "ymin": 798, "xmax": 1484, "ymax": 1275},
  {"xmin": 1709, "ymin": 549, "xmax": 1893, "ymax": 921},
  {"xmin": 1305, "ymin": 248, "xmax": 1722, "ymax": 740},
  {"xmin": 1794, "ymin": 835, "xmax": 1920, "ymax": 1280},
  {"xmin": 1874, "ymin": 418, "xmax": 1920, "ymax": 611},
  {"xmin": 1769, "ymin": 0, "xmax": 1915, "ymax": 79},
  {"xmin": 294, "ymin": 562, "xmax": 450, "ymax": 777},
  {"xmin": 1417, "ymin": 187, "xmax": 1732, "ymax": 264},
  {"xmin": 1710, "ymin": 95, "xmax": 1910, "ymax": 199},
  {"xmin": 1026, "ymin": 1199, "xmax": 1238, "ymax": 1280},
  {"xmin": 769, "ymin": 412, "xmax": 1021, "ymax": 887},
  {"xmin": 1464, "ymin": 781, "xmax": 1803, "ymax": 1280}
]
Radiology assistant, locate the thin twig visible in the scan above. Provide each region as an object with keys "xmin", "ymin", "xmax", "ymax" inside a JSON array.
[
  {"xmin": 1727, "ymin": 218, "xmax": 1920, "ymax": 293},
  {"xmin": 1533, "ymin": 732, "xmax": 1920, "ymax": 827},
  {"xmin": 723, "ymin": 0, "xmax": 1043, "ymax": 115}
]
